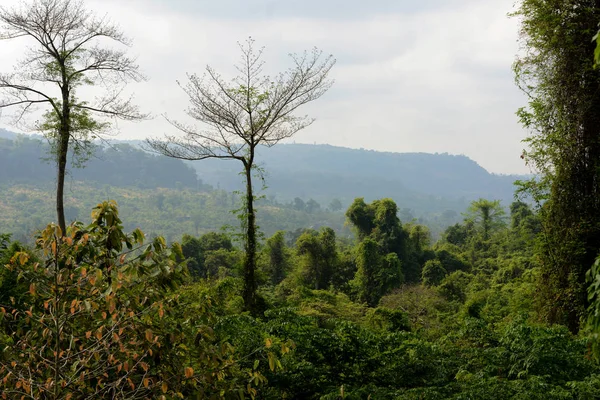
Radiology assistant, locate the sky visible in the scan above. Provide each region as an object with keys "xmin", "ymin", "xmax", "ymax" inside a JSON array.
[{"xmin": 0, "ymin": 0, "xmax": 530, "ymax": 175}]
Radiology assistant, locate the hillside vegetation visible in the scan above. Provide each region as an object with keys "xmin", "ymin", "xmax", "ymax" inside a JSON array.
[{"xmin": 0, "ymin": 133, "xmax": 522, "ymax": 241}]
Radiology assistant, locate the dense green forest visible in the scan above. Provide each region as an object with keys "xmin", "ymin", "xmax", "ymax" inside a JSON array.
[
  {"xmin": 5, "ymin": 193, "xmax": 600, "ymax": 398},
  {"xmin": 3, "ymin": 0, "xmax": 600, "ymax": 398}
]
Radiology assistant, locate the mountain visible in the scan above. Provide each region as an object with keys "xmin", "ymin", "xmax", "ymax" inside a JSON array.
[
  {"xmin": 0, "ymin": 128, "xmax": 18, "ymax": 140},
  {"xmin": 0, "ymin": 134, "xmax": 202, "ymax": 190},
  {"xmin": 0, "ymin": 130, "xmax": 526, "ymax": 220},
  {"xmin": 186, "ymin": 144, "xmax": 525, "ymax": 215}
]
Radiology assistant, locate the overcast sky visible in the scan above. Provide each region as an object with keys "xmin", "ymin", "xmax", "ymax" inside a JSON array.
[{"xmin": 0, "ymin": 0, "xmax": 530, "ymax": 174}]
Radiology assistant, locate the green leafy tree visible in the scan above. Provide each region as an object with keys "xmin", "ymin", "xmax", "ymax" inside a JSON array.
[
  {"xmin": 510, "ymin": 201, "xmax": 533, "ymax": 230},
  {"xmin": 513, "ymin": 0, "xmax": 600, "ymax": 332},
  {"xmin": 181, "ymin": 234, "xmax": 203, "ymax": 276},
  {"xmin": 421, "ymin": 259, "xmax": 447, "ymax": 286},
  {"xmin": 465, "ymin": 199, "xmax": 506, "ymax": 241},
  {"xmin": 353, "ymin": 238, "xmax": 402, "ymax": 307},
  {"xmin": 444, "ymin": 221, "xmax": 475, "ymax": 247},
  {"xmin": 408, "ymin": 224, "xmax": 431, "ymax": 255},
  {"xmin": 266, "ymin": 231, "xmax": 289, "ymax": 285},
  {"xmin": 198, "ymin": 231, "xmax": 234, "ymax": 252},
  {"xmin": 346, "ymin": 198, "xmax": 418, "ymax": 281},
  {"xmin": 296, "ymin": 228, "xmax": 339, "ymax": 290},
  {"xmin": 148, "ymin": 39, "xmax": 334, "ymax": 313},
  {"xmin": 345, "ymin": 198, "xmax": 375, "ymax": 240},
  {"xmin": 0, "ymin": 234, "xmax": 32, "ymax": 310},
  {"xmin": 181, "ymin": 232, "xmax": 236, "ymax": 279},
  {"xmin": 0, "ymin": 0, "xmax": 146, "ymax": 233}
]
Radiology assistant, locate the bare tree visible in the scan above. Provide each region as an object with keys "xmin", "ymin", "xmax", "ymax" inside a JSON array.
[
  {"xmin": 147, "ymin": 39, "xmax": 335, "ymax": 312},
  {"xmin": 0, "ymin": 0, "xmax": 146, "ymax": 233}
]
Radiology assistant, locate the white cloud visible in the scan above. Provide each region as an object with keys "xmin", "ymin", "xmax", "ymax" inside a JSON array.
[{"xmin": 0, "ymin": 0, "xmax": 529, "ymax": 174}]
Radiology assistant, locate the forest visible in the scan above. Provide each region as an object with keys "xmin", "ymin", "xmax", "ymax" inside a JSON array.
[{"xmin": 1, "ymin": 0, "xmax": 600, "ymax": 399}]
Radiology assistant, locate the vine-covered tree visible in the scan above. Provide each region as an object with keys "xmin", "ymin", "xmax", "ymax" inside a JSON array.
[
  {"xmin": 346, "ymin": 198, "xmax": 419, "ymax": 280},
  {"xmin": 296, "ymin": 227, "xmax": 338, "ymax": 290},
  {"xmin": 148, "ymin": 39, "xmax": 335, "ymax": 312},
  {"xmin": 513, "ymin": 0, "xmax": 600, "ymax": 332},
  {"xmin": 266, "ymin": 231, "xmax": 289, "ymax": 285},
  {"xmin": 0, "ymin": 0, "xmax": 146, "ymax": 233},
  {"xmin": 353, "ymin": 238, "xmax": 402, "ymax": 307}
]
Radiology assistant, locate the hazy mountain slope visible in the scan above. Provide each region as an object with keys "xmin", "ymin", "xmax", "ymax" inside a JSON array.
[
  {"xmin": 187, "ymin": 144, "xmax": 524, "ymax": 213},
  {"xmin": 0, "ymin": 135, "xmax": 201, "ymax": 190},
  {"xmin": 0, "ymin": 131, "xmax": 525, "ymax": 218},
  {"xmin": 0, "ymin": 129, "xmax": 17, "ymax": 140}
]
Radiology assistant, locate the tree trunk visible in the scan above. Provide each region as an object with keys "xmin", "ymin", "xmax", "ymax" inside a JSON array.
[
  {"xmin": 242, "ymin": 160, "xmax": 257, "ymax": 313},
  {"xmin": 56, "ymin": 63, "xmax": 71, "ymax": 236},
  {"xmin": 56, "ymin": 116, "xmax": 69, "ymax": 235}
]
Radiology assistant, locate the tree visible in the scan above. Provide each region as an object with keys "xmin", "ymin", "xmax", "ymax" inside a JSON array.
[
  {"xmin": 147, "ymin": 39, "xmax": 335, "ymax": 312},
  {"xmin": 346, "ymin": 198, "xmax": 416, "ymax": 280},
  {"xmin": 181, "ymin": 234, "xmax": 203, "ymax": 276},
  {"xmin": 296, "ymin": 227, "xmax": 339, "ymax": 290},
  {"xmin": 328, "ymin": 198, "xmax": 343, "ymax": 213},
  {"xmin": 0, "ymin": 0, "xmax": 146, "ymax": 234},
  {"xmin": 353, "ymin": 238, "xmax": 402, "ymax": 307},
  {"xmin": 444, "ymin": 221, "xmax": 475, "ymax": 247},
  {"xmin": 305, "ymin": 198, "xmax": 321, "ymax": 214},
  {"xmin": 421, "ymin": 259, "xmax": 447, "ymax": 287},
  {"xmin": 510, "ymin": 201, "xmax": 533, "ymax": 230},
  {"xmin": 465, "ymin": 199, "xmax": 506, "ymax": 241},
  {"xmin": 266, "ymin": 231, "xmax": 289, "ymax": 285},
  {"xmin": 513, "ymin": 0, "xmax": 600, "ymax": 332},
  {"xmin": 0, "ymin": 202, "xmax": 267, "ymax": 399},
  {"xmin": 181, "ymin": 232, "xmax": 235, "ymax": 279},
  {"xmin": 293, "ymin": 197, "xmax": 306, "ymax": 212}
]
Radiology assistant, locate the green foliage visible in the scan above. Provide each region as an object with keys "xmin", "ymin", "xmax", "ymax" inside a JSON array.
[
  {"xmin": 352, "ymin": 238, "xmax": 403, "ymax": 306},
  {"xmin": 0, "ymin": 235, "xmax": 33, "ymax": 310},
  {"xmin": 444, "ymin": 221, "xmax": 475, "ymax": 247},
  {"xmin": 181, "ymin": 232, "xmax": 239, "ymax": 279},
  {"xmin": 439, "ymin": 271, "xmax": 473, "ymax": 303},
  {"xmin": 296, "ymin": 228, "xmax": 339, "ymax": 291},
  {"xmin": 39, "ymin": 100, "xmax": 109, "ymax": 168},
  {"xmin": 380, "ymin": 285, "xmax": 451, "ymax": 333},
  {"xmin": 587, "ymin": 255, "xmax": 600, "ymax": 358},
  {"xmin": 346, "ymin": 197, "xmax": 423, "ymax": 282},
  {"xmin": 0, "ymin": 183, "xmax": 598, "ymax": 399},
  {"xmin": 367, "ymin": 306, "xmax": 411, "ymax": 332},
  {"xmin": 0, "ymin": 201, "xmax": 260, "ymax": 398},
  {"xmin": 0, "ymin": 181, "xmax": 347, "ymax": 245},
  {"xmin": 513, "ymin": 0, "xmax": 600, "ymax": 333},
  {"xmin": 465, "ymin": 198, "xmax": 506, "ymax": 241},
  {"xmin": 264, "ymin": 231, "xmax": 289, "ymax": 285},
  {"xmin": 422, "ymin": 259, "xmax": 447, "ymax": 286}
]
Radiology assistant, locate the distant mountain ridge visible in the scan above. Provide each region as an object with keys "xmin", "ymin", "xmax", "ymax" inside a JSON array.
[
  {"xmin": 0, "ymin": 129, "xmax": 526, "ymax": 216},
  {"xmin": 0, "ymin": 128, "xmax": 18, "ymax": 140},
  {"xmin": 0, "ymin": 133, "xmax": 201, "ymax": 190},
  {"xmin": 185, "ymin": 143, "xmax": 525, "ymax": 214}
]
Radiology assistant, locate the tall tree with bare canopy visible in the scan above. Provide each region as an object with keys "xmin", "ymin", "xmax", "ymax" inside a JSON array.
[
  {"xmin": 0, "ymin": 0, "xmax": 146, "ymax": 234},
  {"xmin": 148, "ymin": 39, "xmax": 335, "ymax": 312}
]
